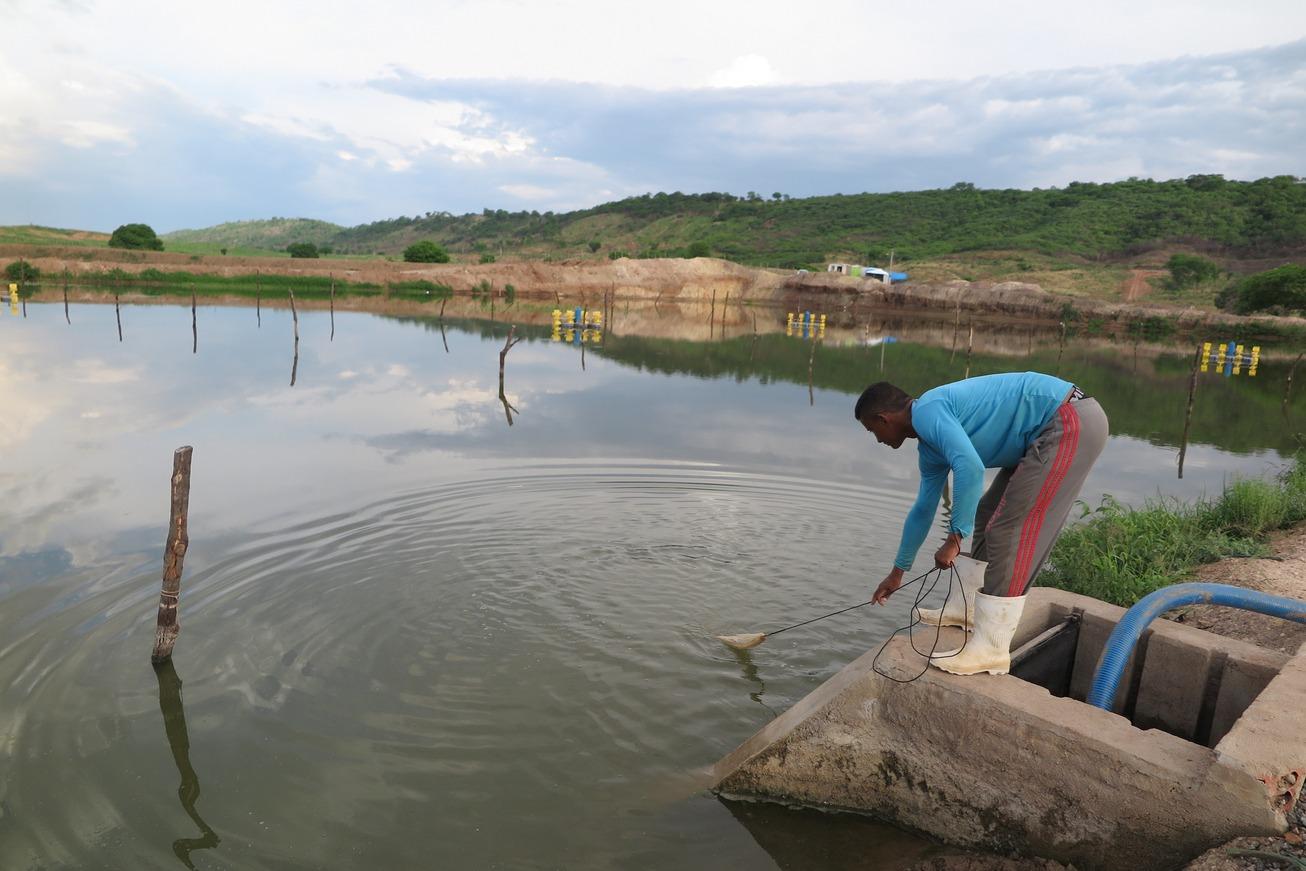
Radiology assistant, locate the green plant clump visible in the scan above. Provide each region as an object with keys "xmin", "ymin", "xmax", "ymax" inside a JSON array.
[
  {"xmin": 108, "ymin": 223, "xmax": 164, "ymax": 250},
  {"xmin": 4, "ymin": 259, "xmax": 40, "ymax": 281},
  {"xmin": 1219, "ymin": 264, "xmax": 1306, "ymax": 315},
  {"xmin": 1040, "ymin": 456, "xmax": 1306, "ymax": 606},
  {"xmin": 403, "ymin": 241, "xmax": 450, "ymax": 263},
  {"xmin": 1164, "ymin": 253, "xmax": 1220, "ymax": 290},
  {"xmin": 286, "ymin": 242, "xmax": 320, "ymax": 259}
]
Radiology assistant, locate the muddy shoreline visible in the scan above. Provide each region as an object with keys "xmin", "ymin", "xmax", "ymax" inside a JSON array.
[{"xmin": 5, "ymin": 245, "xmax": 1303, "ymax": 338}]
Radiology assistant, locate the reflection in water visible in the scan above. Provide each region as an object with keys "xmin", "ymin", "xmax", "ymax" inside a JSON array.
[
  {"xmin": 153, "ymin": 659, "xmax": 220, "ymax": 869},
  {"xmin": 498, "ymin": 325, "xmax": 523, "ymax": 426},
  {"xmin": 730, "ymin": 646, "xmax": 779, "ymax": 717},
  {"xmin": 721, "ymin": 798, "xmax": 944, "ymax": 870}
]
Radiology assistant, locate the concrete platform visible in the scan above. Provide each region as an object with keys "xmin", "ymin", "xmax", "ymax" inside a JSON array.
[{"xmin": 712, "ymin": 588, "xmax": 1305, "ymax": 870}]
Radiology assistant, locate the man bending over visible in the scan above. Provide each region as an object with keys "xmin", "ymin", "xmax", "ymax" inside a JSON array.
[{"xmin": 855, "ymin": 372, "xmax": 1107, "ymax": 675}]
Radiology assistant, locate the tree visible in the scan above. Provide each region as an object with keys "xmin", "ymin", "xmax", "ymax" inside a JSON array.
[
  {"xmin": 286, "ymin": 242, "xmax": 320, "ymax": 258},
  {"xmin": 404, "ymin": 241, "xmax": 450, "ymax": 263},
  {"xmin": 1165, "ymin": 254, "xmax": 1220, "ymax": 290},
  {"xmin": 685, "ymin": 241, "xmax": 711, "ymax": 258},
  {"xmin": 4, "ymin": 259, "xmax": 39, "ymax": 281},
  {"xmin": 588, "ymin": 240, "xmax": 601, "ymax": 253},
  {"xmin": 108, "ymin": 223, "xmax": 163, "ymax": 250},
  {"xmin": 219, "ymin": 247, "xmax": 228, "ymax": 256},
  {"xmin": 1220, "ymin": 264, "xmax": 1306, "ymax": 315}
]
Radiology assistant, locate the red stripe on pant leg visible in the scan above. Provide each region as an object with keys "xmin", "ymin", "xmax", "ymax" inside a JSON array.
[
  {"xmin": 1008, "ymin": 407, "xmax": 1081, "ymax": 595},
  {"xmin": 1011, "ymin": 404, "xmax": 1080, "ymax": 595},
  {"xmin": 1009, "ymin": 404, "xmax": 1080, "ymax": 596},
  {"xmin": 1007, "ymin": 404, "xmax": 1080, "ymax": 596}
]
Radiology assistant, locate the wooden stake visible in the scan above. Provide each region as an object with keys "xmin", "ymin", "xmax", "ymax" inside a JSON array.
[
  {"xmin": 330, "ymin": 275, "xmax": 335, "ymax": 341},
  {"xmin": 63, "ymin": 268, "xmax": 70, "ymax": 324},
  {"xmin": 115, "ymin": 292, "xmax": 122, "ymax": 342},
  {"xmin": 709, "ymin": 288, "xmax": 716, "ymax": 339},
  {"xmin": 1177, "ymin": 344, "xmax": 1202, "ymax": 479},
  {"xmin": 256, "ymin": 272, "xmax": 261, "ymax": 328},
  {"xmin": 1056, "ymin": 321, "xmax": 1067, "ymax": 374},
  {"xmin": 1284, "ymin": 352, "xmax": 1304, "ymax": 413},
  {"xmin": 289, "ymin": 288, "xmax": 299, "ymax": 387},
  {"xmin": 963, "ymin": 322, "xmax": 974, "ymax": 378},
  {"xmin": 191, "ymin": 286, "xmax": 197, "ymax": 354},
  {"xmin": 808, "ymin": 337, "xmax": 817, "ymax": 406},
  {"xmin": 151, "ymin": 446, "xmax": 193, "ymax": 663},
  {"xmin": 721, "ymin": 293, "xmax": 729, "ymax": 340}
]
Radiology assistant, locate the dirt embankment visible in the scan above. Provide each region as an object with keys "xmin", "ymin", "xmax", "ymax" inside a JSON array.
[{"xmin": 6, "ymin": 247, "xmax": 1304, "ymax": 335}]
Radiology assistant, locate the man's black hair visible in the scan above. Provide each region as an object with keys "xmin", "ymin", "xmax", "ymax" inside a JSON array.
[{"xmin": 853, "ymin": 382, "xmax": 912, "ymax": 420}]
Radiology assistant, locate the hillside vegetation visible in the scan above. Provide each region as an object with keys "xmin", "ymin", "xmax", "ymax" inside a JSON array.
[
  {"xmin": 163, "ymin": 218, "xmax": 343, "ymax": 251},
  {"xmin": 320, "ymin": 175, "xmax": 1306, "ymax": 268},
  {"xmin": 10, "ymin": 176, "xmax": 1304, "ymax": 280}
]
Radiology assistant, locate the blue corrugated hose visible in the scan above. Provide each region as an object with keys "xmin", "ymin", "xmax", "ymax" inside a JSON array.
[{"xmin": 1086, "ymin": 583, "xmax": 1306, "ymax": 711}]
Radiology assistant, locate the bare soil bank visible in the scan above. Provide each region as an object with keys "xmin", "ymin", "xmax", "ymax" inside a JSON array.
[{"xmin": 6, "ymin": 246, "xmax": 1303, "ymax": 336}]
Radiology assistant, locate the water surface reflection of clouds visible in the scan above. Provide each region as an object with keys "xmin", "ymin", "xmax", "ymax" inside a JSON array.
[{"xmin": 0, "ymin": 302, "xmax": 1294, "ymax": 571}]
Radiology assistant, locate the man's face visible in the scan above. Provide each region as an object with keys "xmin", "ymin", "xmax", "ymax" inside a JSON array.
[{"xmin": 861, "ymin": 413, "xmax": 906, "ymax": 449}]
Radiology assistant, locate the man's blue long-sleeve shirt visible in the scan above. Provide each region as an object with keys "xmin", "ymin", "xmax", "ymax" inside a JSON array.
[{"xmin": 893, "ymin": 372, "xmax": 1074, "ymax": 571}]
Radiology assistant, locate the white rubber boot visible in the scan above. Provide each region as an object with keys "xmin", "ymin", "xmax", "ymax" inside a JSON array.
[
  {"xmin": 916, "ymin": 555, "xmax": 986, "ymax": 631},
  {"xmin": 930, "ymin": 592, "xmax": 1026, "ymax": 676}
]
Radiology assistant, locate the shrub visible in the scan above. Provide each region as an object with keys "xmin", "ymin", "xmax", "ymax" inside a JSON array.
[
  {"xmin": 685, "ymin": 241, "xmax": 711, "ymax": 258},
  {"xmin": 108, "ymin": 223, "xmax": 164, "ymax": 250},
  {"xmin": 1221, "ymin": 264, "xmax": 1306, "ymax": 315},
  {"xmin": 479, "ymin": 253, "xmax": 496, "ymax": 264},
  {"xmin": 403, "ymin": 241, "xmax": 450, "ymax": 263},
  {"xmin": 286, "ymin": 242, "xmax": 320, "ymax": 259},
  {"xmin": 588, "ymin": 241, "xmax": 601, "ymax": 253},
  {"xmin": 608, "ymin": 250, "xmax": 629, "ymax": 260},
  {"xmin": 4, "ymin": 259, "xmax": 39, "ymax": 281},
  {"xmin": 1164, "ymin": 253, "xmax": 1220, "ymax": 290}
]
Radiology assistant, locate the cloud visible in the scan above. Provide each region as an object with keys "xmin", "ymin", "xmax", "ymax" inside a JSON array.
[
  {"xmin": 0, "ymin": 37, "xmax": 1303, "ymax": 230},
  {"xmin": 709, "ymin": 55, "xmax": 779, "ymax": 88}
]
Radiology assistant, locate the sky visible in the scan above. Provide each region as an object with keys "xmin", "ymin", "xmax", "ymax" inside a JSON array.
[{"xmin": 1, "ymin": 0, "xmax": 1304, "ymax": 232}]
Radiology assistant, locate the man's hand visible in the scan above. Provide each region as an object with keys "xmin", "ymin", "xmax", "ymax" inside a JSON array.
[
  {"xmin": 873, "ymin": 567, "xmax": 905, "ymax": 605},
  {"xmin": 934, "ymin": 532, "xmax": 964, "ymax": 569}
]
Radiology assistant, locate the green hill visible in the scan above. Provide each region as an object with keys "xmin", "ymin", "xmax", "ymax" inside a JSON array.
[
  {"xmin": 163, "ymin": 218, "xmax": 343, "ymax": 251},
  {"xmin": 325, "ymin": 175, "xmax": 1306, "ymax": 268},
  {"xmin": 0, "ymin": 225, "xmax": 110, "ymax": 247},
  {"xmin": 9, "ymin": 176, "xmax": 1304, "ymax": 274}
]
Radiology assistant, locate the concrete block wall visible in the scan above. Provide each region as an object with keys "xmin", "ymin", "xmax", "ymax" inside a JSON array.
[{"xmin": 712, "ymin": 587, "xmax": 1303, "ymax": 870}]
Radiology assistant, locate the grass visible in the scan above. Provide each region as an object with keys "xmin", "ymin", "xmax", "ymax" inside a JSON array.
[
  {"xmin": 1040, "ymin": 454, "xmax": 1306, "ymax": 606},
  {"xmin": 22, "ymin": 268, "xmax": 382, "ymax": 296}
]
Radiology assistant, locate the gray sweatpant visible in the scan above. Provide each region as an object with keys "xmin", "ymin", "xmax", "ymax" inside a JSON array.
[{"xmin": 970, "ymin": 397, "xmax": 1108, "ymax": 597}]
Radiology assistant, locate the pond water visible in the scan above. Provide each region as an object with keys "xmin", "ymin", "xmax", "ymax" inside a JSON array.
[{"xmin": 0, "ymin": 296, "xmax": 1301, "ymax": 870}]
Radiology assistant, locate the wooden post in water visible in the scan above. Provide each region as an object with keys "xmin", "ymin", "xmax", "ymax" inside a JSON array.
[
  {"xmin": 721, "ymin": 293, "xmax": 729, "ymax": 340},
  {"xmin": 1056, "ymin": 321, "xmax": 1067, "ymax": 374},
  {"xmin": 963, "ymin": 322, "xmax": 974, "ymax": 378},
  {"xmin": 151, "ymin": 446, "xmax": 193, "ymax": 663},
  {"xmin": 808, "ymin": 337, "xmax": 817, "ymax": 406},
  {"xmin": 289, "ymin": 287, "xmax": 299, "ymax": 387},
  {"xmin": 1284, "ymin": 352, "xmax": 1304, "ymax": 413},
  {"xmin": 63, "ymin": 268, "xmax": 70, "ymax": 324},
  {"xmin": 191, "ymin": 286, "xmax": 197, "ymax": 354},
  {"xmin": 709, "ymin": 288, "xmax": 716, "ymax": 339},
  {"xmin": 256, "ymin": 271, "xmax": 261, "ymax": 328},
  {"xmin": 115, "ymin": 291, "xmax": 122, "ymax": 341},
  {"xmin": 329, "ymin": 275, "xmax": 335, "ymax": 341},
  {"xmin": 1177, "ymin": 343, "xmax": 1202, "ymax": 479}
]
